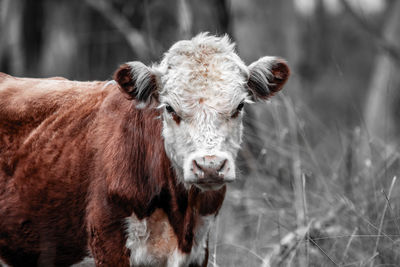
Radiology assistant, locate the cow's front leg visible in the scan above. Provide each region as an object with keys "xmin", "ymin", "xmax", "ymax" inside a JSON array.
[
  {"xmin": 86, "ymin": 199, "xmax": 131, "ymax": 267},
  {"xmin": 88, "ymin": 221, "xmax": 130, "ymax": 267}
]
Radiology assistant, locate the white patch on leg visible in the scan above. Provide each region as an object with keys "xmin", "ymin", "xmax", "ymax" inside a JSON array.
[
  {"xmin": 125, "ymin": 209, "xmax": 179, "ymax": 266},
  {"xmin": 124, "ymin": 210, "xmax": 215, "ymax": 267},
  {"xmin": 125, "ymin": 215, "xmax": 156, "ymax": 266},
  {"xmin": 167, "ymin": 249, "xmax": 187, "ymax": 267},
  {"xmin": 187, "ymin": 215, "xmax": 215, "ymax": 266}
]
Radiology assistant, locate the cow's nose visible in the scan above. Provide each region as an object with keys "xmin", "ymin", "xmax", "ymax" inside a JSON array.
[{"xmin": 192, "ymin": 155, "xmax": 229, "ymax": 181}]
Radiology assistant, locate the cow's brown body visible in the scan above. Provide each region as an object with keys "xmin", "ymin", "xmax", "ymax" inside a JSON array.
[{"xmin": 0, "ymin": 73, "xmax": 225, "ymax": 266}]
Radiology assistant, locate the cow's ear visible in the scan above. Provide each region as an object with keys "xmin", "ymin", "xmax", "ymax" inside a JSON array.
[
  {"xmin": 113, "ymin": 62, "xmax": 158, "ymax": 102},
  {"xmin": 247, "ymin": 57, "xmax": 290, "ymax": 100}
]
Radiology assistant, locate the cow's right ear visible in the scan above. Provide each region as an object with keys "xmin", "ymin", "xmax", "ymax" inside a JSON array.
[
  {"xmin": 247, "ymin": 57, "xmax": 290, "ymax": 101},
  {"xmin": 113, "ymin": 62, "xmax": 158, "ymax": 102}
]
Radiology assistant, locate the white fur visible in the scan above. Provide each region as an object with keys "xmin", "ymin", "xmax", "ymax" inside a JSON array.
[
  {"xmin": 102, "ymin": 80, "xmax": 117, "ymax": 90},
  {"xmin": 168, "ymin": 215, "xmax": 214, "ymax": 266},
  {"xmin": 124, "ymin": 212, "xmax": 214, "ymax": 267},
  {"xmin": 247, "ymin": 56, "xmax": 280, "ymax": 100},
  {"xmin": 150, "ymin": 33, "xmax": 251, "ymax": 185},
  {"xmin": 167, "ymin": 250, "xmax": 187, "ymax": 267},
  {"xmin": 187, "ymin": 215, "xmax": 214, "ymax": 265},
  {"xmin": 127, "ymin": 61, "xmax": 157, "ymax": 100},
  {"xmin": 248, "ymin": 56, "xmax": 277, "ymax": 82},
  {"xmin": 125, "ymin": 215, "xmax": 156, "ymax": 266}
]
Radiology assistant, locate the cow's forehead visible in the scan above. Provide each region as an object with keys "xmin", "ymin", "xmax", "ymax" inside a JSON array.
[{"xmin": 155, "ymin": 34, "xmax": 250, "ymax": 114}]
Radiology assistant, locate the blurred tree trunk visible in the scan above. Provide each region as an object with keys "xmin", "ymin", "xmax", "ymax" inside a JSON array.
[
  {"xmin": 364, "ymin": 1, "xmax": 400, "ymax": 144},
  {"xmin": 144, "ymin": 0, "xmax": 231, "ymax": 53},
  {"xmin": 1, "ymin": 0, "xmax": 233, "ymax": 78},
  {"xmin": 186, "ymin": 0, "xmax": 232, "ymax": 36},
  {"xmin": 39, "ymin": 0, "xmax": 80, "ymax": 78},
  {"xmin": 360, "ymin": 3, "xmax": 400, "ymax": 238},
  {"xmin": 0, "ymin": 0, "xmax": 24, "ymax": 75},
  {"xmin": 21, "ymin": 0, "xmax": 44, "ymax": 76}
]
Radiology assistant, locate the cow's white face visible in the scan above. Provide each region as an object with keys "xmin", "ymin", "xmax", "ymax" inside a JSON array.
[{"xmin": 114, "ymin": 33, "xmax": 290, "ymax": 191}]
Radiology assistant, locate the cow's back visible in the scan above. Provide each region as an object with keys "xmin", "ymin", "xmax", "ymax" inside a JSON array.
[{"xmin": 0, "ymin": 73, "xmax": 111, "ymax": 266}]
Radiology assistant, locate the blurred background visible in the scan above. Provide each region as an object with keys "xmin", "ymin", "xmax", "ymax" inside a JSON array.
[{"xmin": 1, "ymin": 0, "xmax": 400, "ymax": 266}]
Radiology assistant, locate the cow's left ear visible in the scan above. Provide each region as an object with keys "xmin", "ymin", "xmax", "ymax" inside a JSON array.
[
  {"xmin": 113, "ymin": 62, "xmax": 159, "ymax": 102},
  {"xmin": 247, "ymin": 57, "xmax": 290, "ymax": 100}
]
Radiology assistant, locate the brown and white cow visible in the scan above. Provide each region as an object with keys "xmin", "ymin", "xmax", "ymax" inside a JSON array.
[{"xmin": 0, "ymin": 33, "xmax": 289, "ymax": 266}]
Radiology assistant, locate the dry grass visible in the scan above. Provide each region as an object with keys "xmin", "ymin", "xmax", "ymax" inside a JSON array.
[{"xmin": 209, "ymin": 93, "xmax": 400, "ymax": 267}]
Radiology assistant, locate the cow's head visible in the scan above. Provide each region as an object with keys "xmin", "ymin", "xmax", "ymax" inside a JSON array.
[{"xmin": 114, "ymin": 33, "xmax": 289, "ymax": 191}]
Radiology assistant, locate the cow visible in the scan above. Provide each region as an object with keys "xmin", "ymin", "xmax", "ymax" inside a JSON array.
[{"xmin": 0, "ymin": 33, "xmax": 289, "ymax": 267}]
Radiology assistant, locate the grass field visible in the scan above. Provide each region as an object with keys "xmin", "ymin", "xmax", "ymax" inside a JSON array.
[{"xmin": 210, "ymin": 93, "xmax": 400, "ymax": 267}]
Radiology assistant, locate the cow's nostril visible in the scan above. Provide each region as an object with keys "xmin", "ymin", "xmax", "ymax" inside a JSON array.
[
  {"xmin": 217, "ymin": 159, "xmax": 227, "ymax": 172},
  {"xmin": 193, "ymin": 159, "xmax": 201, "ymax": 171},
  {"xmin": 192, "ymin": 160, "xmax": 205, "ymax": 179}
]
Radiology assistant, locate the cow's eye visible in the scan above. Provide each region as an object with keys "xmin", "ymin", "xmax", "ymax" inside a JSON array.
[
  {"xmin": 237, "ymin": 102, "xmax": 244, "ymax": 112},
  {"xmin": 165, "ymin": 105, "xmax": 175, "ymax": 114},
  {"xmin": 165, "ymin": 104, "xmax": 181, "ymax": 124},
  {"xmin": 232, "ymin": 102, "xmax": 245, "ymax": 118}
]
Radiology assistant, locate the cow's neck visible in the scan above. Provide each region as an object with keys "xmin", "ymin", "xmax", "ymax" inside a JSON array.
[
  {"xmin": 102, "ymin": 95, "xmax": 226, "ymax": 253},
  {"xmin": 134, "ymin": 103, "xmax": 226, "ymax": 253},
  {"xmin": 162, "ymin": 176, "xmax": 226, "ymax": 253}
]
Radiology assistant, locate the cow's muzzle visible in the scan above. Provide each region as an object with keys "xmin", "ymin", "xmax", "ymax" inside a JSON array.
[{"xmin": 189, "ymin": 155, "xmax": 234, "ymax": 191}]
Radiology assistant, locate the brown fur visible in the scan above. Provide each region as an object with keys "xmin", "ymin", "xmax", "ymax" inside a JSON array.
[{"xmin": 0, "ymin": 74, "xmax": 225, "ymax": 266}]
